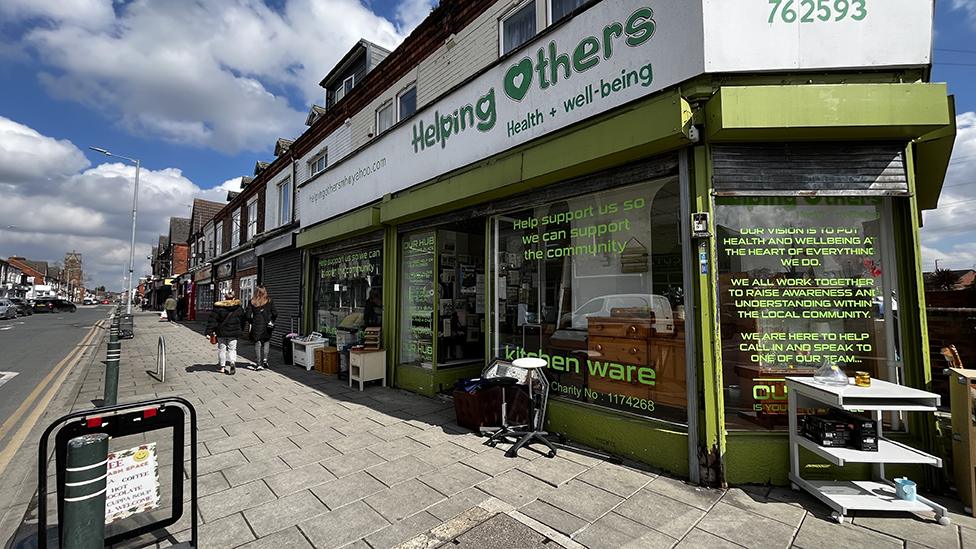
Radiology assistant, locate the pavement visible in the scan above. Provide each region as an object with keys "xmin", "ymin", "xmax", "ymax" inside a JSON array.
[{"xmin": 2, "ymin": 312, "xmax": 976, "ymax": 548}]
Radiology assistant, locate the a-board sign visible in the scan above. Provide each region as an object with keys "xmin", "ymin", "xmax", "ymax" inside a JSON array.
[{"xmin": 105, "ymin": 443, "xmax": 162, "ymax": 524}]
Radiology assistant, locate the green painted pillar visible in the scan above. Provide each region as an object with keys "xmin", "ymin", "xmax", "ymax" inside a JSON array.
[{"xmin": 62, "ymin": 433, "xmax": 109, "ymax": 549}]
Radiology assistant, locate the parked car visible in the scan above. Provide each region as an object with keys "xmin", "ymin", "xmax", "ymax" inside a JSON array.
[
  {"xmin": 8, "ymin": 298, "xmax": 33, "ymax": 316},
  {"xmin": 0, "ymin": 299, "xmax": 17, "ymax": 320},
  {"xmin": 101, "ymin": 299, "xmax": 110, "ymax": 305},
  {"xmin": 33, "ymin": 298, "xmax": 77, "ymax": 313},
  {"xmin": 83, "ymin": 297, "xmax": 95, "ymax": 305}
]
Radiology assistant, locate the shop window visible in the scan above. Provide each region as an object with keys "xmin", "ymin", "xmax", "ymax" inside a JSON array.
[
  {"xmin": 313, "ymin": 244, "xmax": 383, "ymax": 347},
  {"xmin": 549, "ymin": 0, "xmax": 587, "ymax": 23},
  {"xmin": 490, "ymin": 178, "xmax": 687, "ymax": 422},
  {"xmin": 715, "ymin": 197, "xmax": 903, "ymax": 432},
  {"xmin": 500, "ymin": 0, "xmax": 537, "ymax": 56},
  {"xmin": 239, "ymin": 275, "xmax": 256, "ymax": 305},
  {"xmin": 398, "ymin": 85, "xmax": 417, "ymax": 121},
  {"xmin": 376, "ymin": 100, "xmax": 394, "ymax": 135},
  {"xmin": 400, "ymin": 221, "xmax": 486, "ymax": 371}
]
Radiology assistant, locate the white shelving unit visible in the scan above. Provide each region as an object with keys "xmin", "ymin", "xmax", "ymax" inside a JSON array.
[{"xmin": 786, "ymin": 377, "xmax": 950, "ymax": 525}]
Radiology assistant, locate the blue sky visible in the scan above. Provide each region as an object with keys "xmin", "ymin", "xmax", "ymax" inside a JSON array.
[{"xmin": 0, "ymin": 0, "xmax": 973, "ymax": 288}]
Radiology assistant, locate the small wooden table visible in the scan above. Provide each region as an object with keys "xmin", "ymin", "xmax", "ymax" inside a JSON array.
[{"xmin": 349, "ymin": 349, "xmax": 386, "ymax": 391}]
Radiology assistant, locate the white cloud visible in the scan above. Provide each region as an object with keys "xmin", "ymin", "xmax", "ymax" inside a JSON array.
[
  {"xmin": 920, "ymin": 111, "xmax": 976, "ymax": 271},
  {"xmin": 396, "ymin": 0, "xmax": 437, "ymax": 34},
  {"xmin": 10, "ymin": 0, "xmax": 424, "ymax": 154},
  {"xmin": 0, "ymin": 117, "xmax": 89, "ymax": 184},
  {"xmin": 0, "ymin": 116, "xmax": 226, "ymax": 289},
  {"xmin": 950, "ymin": 0, "xmax": 976, "ymax": 23}
]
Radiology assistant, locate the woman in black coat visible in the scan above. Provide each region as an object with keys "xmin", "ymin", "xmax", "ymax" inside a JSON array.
[
  {"xmin": 205, "ymin": 290, "xmax": 246, "ymax": 375},
  {"xmin": 246, "ymin": 285, "xmax": 277, "ymax": 370}
]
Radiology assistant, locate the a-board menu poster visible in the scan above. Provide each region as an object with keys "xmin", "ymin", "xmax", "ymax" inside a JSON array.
[
  {"xmin": 400, "ymin": 232, "xmax": 435, "ymax": 368},
  {"xmin": 715, "ymin": 197, "xmax": 897, "ymax": 430}
]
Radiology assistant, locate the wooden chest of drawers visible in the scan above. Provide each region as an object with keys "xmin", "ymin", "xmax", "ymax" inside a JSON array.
[{"xmin": 587, "ymin": 317, "xmax": 686, "ymax": 408}]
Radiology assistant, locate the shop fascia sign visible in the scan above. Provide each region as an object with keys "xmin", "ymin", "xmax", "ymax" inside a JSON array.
[{"xmin": 299, "ymin": 0, "xmax": 931, "ymax": 229}]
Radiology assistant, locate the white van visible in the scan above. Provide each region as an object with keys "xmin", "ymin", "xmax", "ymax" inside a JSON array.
[{"xmin": 568, "ymin": 294, "xmax": 674, "ymax": 334}]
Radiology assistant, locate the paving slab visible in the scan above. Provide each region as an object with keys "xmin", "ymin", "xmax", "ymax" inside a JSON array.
[
  {"xmin": 298, "ymin": 500, "xmax": 389, "ymax": 549},
  {"xmin": 721, "ymin": 487, "xmax": 808, "ymax": 528},
  {"xmin": 366, "ymin": 454, "xmax": 432, "ymax": 487},
  {"xmin": 696, "ymin": 501, "xmax": 799, "ymax": 549},
  {"xmin": 573, "ymin": 511, "xmax": 677, "ymax": 549},
  {"xmin": 476, "ymin": 469, "xmax": 556, "ymax": 508},
  {"xmin": 675, "ymin": 527, "xmax": 748, "ymax": 548},
  {"xmin": 427, "ymin": 487, "xmax": 493, "ymax": 521},
  {"xmin": 575, "ymin": 462, "xmax": 655, "ymax": 498},
  {"xmin": 237, "ymin": 526, "xmax": 313, "ymax": 548},
  {"xmin": 853, "ymin": 514, "xmax": 960, "ymax": 549},
  {"xmin": 263, "ymin": 462, "xmax": 336, "ymax": 497},
  {"xmin": 792, "ymin": 511, "xmax": 903, "ymax": 549},
  {"xmin": 309, "ymin": 470, "xmax": 387, "ymax": 510},
  {"xmin": 363, "ymin": 511, "xmax": 442, "ymax": 549},
  {"xmin": 541, "ymin": 479, "xmax": 624, "ymax": 522},
  {"xmin": 198, "ymin": 479, "xmax": 276, "ymax": 522},
  {"xmin": 322, "ymin": 448, "xmax": 387, "ymax": 478},
  {"xmin": 645, "ymin": 474, "xmax": 724, "ymax": 511},
  {"xmin": 520, "ymin": 500, "xmax": 588, "ymax": 536},
  {"xmin": 419, "ymin": 462, "xmax": 491, "ymax": 497},
  {"xmin": 516, "ymin": 456, "xmax": 588, "ymax": 487},
  {"xmin": 222, "ymin": 456, "xmax": 290, "ymax": 487},
  {"xmin": 242, "ymin": 489, "xmax": 328, "ymax": 538},
  {"xmin": 614, "ymin": 488, "xmax": 705, "ymax": 539},
  {"xmin": 363, "ymin": 479, "xmax": 446, "ymax": 522}
]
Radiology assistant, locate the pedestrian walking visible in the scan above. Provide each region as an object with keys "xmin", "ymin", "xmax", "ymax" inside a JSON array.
[
  {"xmin": 163, "ymin": 295, "xmax": 177, "ymax": 321},
  {"xmin": 246, "ymin": 285, "xmax": 277, "ymax": 370},
  {"xmin": 205, "ymin": 290, "xmax": 246, "ymax": 375}
]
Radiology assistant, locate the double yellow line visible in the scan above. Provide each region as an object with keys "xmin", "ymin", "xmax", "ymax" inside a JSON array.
[{"xmin": 0, "ymin": 318, "xmax": 106, "ymax": 478}]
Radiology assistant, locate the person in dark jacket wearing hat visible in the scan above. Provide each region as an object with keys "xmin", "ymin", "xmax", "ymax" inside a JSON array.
[
  {"xmin": 246, "ymin": 285, "xmax": 277, "ymax": 370},
  {"xmin": 205, "ymin": 290, "xmax": 246, "ymax": 375}
]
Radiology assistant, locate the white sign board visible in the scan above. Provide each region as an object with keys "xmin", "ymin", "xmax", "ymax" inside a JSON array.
[
  {"xmin": 301, "ymin": 0, "xmax": 706, "ymax": 227},
  {"xmin": 104, "ymin": 443, "xmax": 161, "ymax": 524},
  {"xmin": 299, "ymin": 0, "xmax": 933, "ymax": 229},
  {"xmin": 702, "ymin": 0, "xmax": 932, "ymax": 72}
]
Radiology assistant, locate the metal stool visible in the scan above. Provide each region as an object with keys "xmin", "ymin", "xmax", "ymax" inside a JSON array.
[{"xmin": 504, "ymin": 357, "xmax": 557, "ymax": 458}]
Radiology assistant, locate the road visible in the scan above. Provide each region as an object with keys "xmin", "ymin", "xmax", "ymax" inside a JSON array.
[{"xmin": 0, "ymin": 305, "xmax": 107, "ymax": 428}]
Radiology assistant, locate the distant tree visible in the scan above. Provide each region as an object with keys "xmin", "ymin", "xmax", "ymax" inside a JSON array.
[
  {"xmin": 930, "ymin": 267, "xmax": 961, "ymax": 291},
  {"xmin": 96, "ymin": 286, "xmax": 106, "ymax": 293}
]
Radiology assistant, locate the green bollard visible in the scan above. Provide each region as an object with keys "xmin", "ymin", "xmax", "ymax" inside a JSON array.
[
  {"xmin": 62, "ymin": 433, "xmax": 108, "ymax": 549},
  {"xmin": 104, "ymin": 341, "xmax": 121, "ymax": 406}
]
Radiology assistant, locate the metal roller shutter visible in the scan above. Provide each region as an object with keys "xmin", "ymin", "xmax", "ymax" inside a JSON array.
[
  {"xmin": 261, "ymin": 248, "xmax": 302, "ymax": 348},
  {"xmin": 711, "ymin": 143, "xmax": 909, "ymax": 196}
]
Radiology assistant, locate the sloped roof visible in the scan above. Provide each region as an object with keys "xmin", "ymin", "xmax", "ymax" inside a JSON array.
[
  {"xmin": 274, "ymin": 138, "xmax": 294, "ymax": 156},
  {"xmin": 319, "ymin": 39, "xmax": 391, "ymax": 89},
  {"xmin": 254, "ymin": 161, "xmax": 270, "ymax": 175},
  {"xmin": 168, "ymin": 217, "xmax": 191, "ymax": 245},
  {"xmin": 306, "ymin": 105, "xmax": 327, "ymax": 126},
  {"xmin": 190, "ymin": 198, "xmax": 224, "ymax": 234}
]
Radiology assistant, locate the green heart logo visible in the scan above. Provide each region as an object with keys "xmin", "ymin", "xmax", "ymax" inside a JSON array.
[{"xmin": 504, "ymin": 57, "xmax": 533, "ymax": 101}]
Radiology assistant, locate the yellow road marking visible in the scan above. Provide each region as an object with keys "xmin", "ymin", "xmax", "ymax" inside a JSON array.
[{"xmin": 0, "ymin": 319, "xmax": 105, "ymax": 478}]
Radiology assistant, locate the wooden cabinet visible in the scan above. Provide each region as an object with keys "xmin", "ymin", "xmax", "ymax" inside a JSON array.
[
  {"xmin": 350, "ymin": 349, "xmax": 386, "ymax": 391},
  {"xmin": 587, "ymin": 317, "xmax": 686, "ymax": 408}
]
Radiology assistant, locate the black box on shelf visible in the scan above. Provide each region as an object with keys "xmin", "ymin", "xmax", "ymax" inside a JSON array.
[
  {"xmin": 801, "ymin": 415, "xmax": 850, "ymax": 447},
  {"xmin": 829, "ymin": 409, "xmax": 879, "ymax": 452}
]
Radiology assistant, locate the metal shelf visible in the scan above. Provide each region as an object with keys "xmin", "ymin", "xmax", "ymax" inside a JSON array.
[{"xmin": 794, "ymin": 435, "xmax": 942, "ymax": 467}]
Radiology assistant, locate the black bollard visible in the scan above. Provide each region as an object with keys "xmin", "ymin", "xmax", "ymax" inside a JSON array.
[{"xmin": 104, "ymin": 340, "xmax": 121, "ymax": 406}]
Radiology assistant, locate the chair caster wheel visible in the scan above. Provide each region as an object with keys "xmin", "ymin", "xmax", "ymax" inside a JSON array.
[
  {"xmin": 937, "ymin": 516, "xmax": 951, "ymax": 526},
  {"xmin": 831, "ymin": 512, "xmax": 845, "ymax": 524},
  {"xmin": 487, "ymin": 441, "xmax": 497, "ymax": 447},
  {"xmin": 546, "ymin": 450, "xmax": 556, "ymax": 458}
]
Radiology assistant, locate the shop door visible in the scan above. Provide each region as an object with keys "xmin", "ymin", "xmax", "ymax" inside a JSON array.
[{"xmin": 399, "ymin": 218, "xmax": 487, "ymax": 380}]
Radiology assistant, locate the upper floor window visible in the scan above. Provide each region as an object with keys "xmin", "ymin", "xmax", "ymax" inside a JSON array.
[
  {"xmin": 231, "ymin": 209, "xmax": 241, "ymax": 249},
  {"xmin": 309, "ymin": 150, "xmax": 328, "ymax": 178},
  {"xmin": 376, "ymin": 100, "xmax": 394, "ymax": 135},
  {"xmin": 500, "ymin": 0, "xmax": 536, "ymax": 56},
  {"xmin": 335, "ymin": 75, "xmax": 355, "ymax": 103},
  {"xmin": 246, "ymin": 198, "xmax": 258, "ymax": 240},
  {"xmin": 549, "ymin": 0, "xmax": 586, "ymax": 23},
  {"xmin": 278, "ymin": 177, "xmax": 292, "ymax": 226},
  {"xmin": 215, "ymin": 223, "xmax": 223, "ymax": 255},
  {"xmin": 398, "ymin": 85, "xmax": 417, "ymax": 121}
]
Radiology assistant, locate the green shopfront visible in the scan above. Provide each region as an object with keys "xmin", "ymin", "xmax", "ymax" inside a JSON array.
[{"xmin": 295, "ymin": 0, "xmax": 955, "ymax": 485}]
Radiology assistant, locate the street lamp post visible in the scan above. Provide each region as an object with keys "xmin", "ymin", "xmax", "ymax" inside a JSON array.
[{"xmin": 89, "ymin": 147, "xmax": 140, "ymax": 316}]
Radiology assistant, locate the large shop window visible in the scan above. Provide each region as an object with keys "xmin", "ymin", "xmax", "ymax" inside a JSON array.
[
  {"xmin": 400, "ymin": 221, "xmax": 487, "ymax": 371},
  {"xmin": 314, "ymin": 244, "xmax": 383, "ymax": 347},
  {"xmin": 716, "ymin": 197, "xmax": 903, "ymax": 431},
  {"xmin": 490, "ymin": 178, "xmax": 688, "ymax": 422}
]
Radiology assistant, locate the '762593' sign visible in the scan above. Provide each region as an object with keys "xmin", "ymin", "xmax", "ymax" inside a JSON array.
[{"xmin": 768, "ymin": 0, "xmax": 867, "ymax": 24}]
